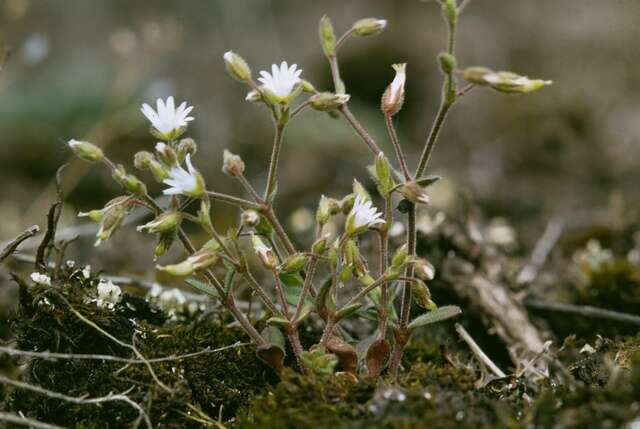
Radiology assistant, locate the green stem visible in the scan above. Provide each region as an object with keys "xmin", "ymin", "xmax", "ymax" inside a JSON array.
[
  {"xmin": 206, "ymin": 191, "xmax": 260, "ymax": 210},
  {"xmin": 264, "ymin": 121, "xmax": 286, "ymax": 201},
  {"xmin": 384, "ymin": 114, "xmax": 411, "ymax": 180}
]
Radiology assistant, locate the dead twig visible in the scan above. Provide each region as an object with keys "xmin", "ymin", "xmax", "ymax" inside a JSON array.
[
  {"xmin": 517, "ymin": 219, "xmax": 564, "ymax": 285},
  {"xmin": 0, "ymin": 411, "xmax": 63, "ymax": 429},
  {"xmin": 0, "ymin": 225, "xmax": 40, "ymax": 263},
  {"xmin": 524, "ymin": 299, "xmax": 640, "ymax": 326},
  {"xmin": 455, "ymin": 323, "xmax": 507, "ymax": 378},
  {"xmin": 0, "ymin": 375, "xmax": 152, "ymax": 429}
]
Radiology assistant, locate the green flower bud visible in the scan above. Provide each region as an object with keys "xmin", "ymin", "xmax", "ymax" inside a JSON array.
[
  {"xmin": 137, "ymin": 211, "xmax": 182, "ymax": 234},
  {"xmin": 245, "ymin": 90, "xmax": 262, "ymax": 103},
  {"xmin": 78, "ymin": 209, "xmax": 105, "ymax": 222},
  {"xmin": 319, "ymin": 15, "xmax": 337, "ymax": 57},
  {"xmin": 409, "ymin": 279, "xmax": 436, "ymax": 310},
  {"xmin": 222, "ymin": 149, "xmax": 245, "ymax": 177},
  {"xmin": 223, "ymin": 51, "xmax": 252, "ymax": 82},
  {"xmin": 198, "ymin": 197, "xmax": 213, "ymax": 232},
  {"xmin": 154, "ymin": 230, "xmax": 176, "ymax": 258},
  {"xmin": 68, "ymin": 139, "xmax": 104, "ymax": 163},
  {"xmin": 316, "ymin": 195, "xmax": 340, "ymax": 225},
  {"xmin": 157, "ymin": 250, "xmax": 220, "ymax": 277},
  {"xmin": 374, "ymin": 153, "xmax": 395, "ymax": 198},
  {"xmin": 134, "ymin": 151, "xmax": 154, "ymax": 170},
  {"xmin": 113, "ymin": 166, "xmax": 147, "ymax": 196},
  {"xmin": 301, "ymin": 80, "xmax": 316, "ymax": 93},
  {"xmin": 438, "ymin": 52, "xmax": 456, "ymax": 75},
  {"xmin": 94, "ymin": 200, "xmax": 129, "ymax": 246},
  {"xmin": 280, "ymin": 253, "xmax": 308, "ymax": 274},
  {"xmin": 391, "ymin": 244, "xmax": 409, "ymax": 269},
  {"xmin": 440, "ymin": 0, "xmax": 458, "ymax": 26},
  {"xmin": 312, "ymin": 236, "xmax": 328, "ymax": 255},
  {"xmin": 309, "ymin": 92, "xmax": 350, "ymax": 111},
  {"xmin": 352, "ymin": 179, "xmax": 371, "ymax": 202},
  {"xmin": 352, "ymin": 18, "xmax": 387, "ymax": 36},
  {"xmin": 461, "ymin": 67, "xmax": 552, "ymax": 94},
  {"xmin": 340, "ymin": 194, "xmax": 356, "ymax": 214},
  {"xmin": 176, "ymin": 138, "xmax": 197, "ymax": 162}
]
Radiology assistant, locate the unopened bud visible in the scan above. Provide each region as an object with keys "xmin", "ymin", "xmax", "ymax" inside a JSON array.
[
  {"xmin": 78, "ymin": 209, "xmax": 105, "ymax": 222},
  {"xmin": 374, "ymin": 153, "xmax": 394, "ymax": 198},
  {"xmin": 301, "ymin": 80, "xmax": 316, "ymax": 93},
  {"xmin": 223, "ymin": 51, "xmax": 252, "ymax": 82},
  {"xmin": 252, "ymin": 234, "xmax": 278, "ymax": 269},
  {"xmin": 137, "ymin": 211, "xmax": 182, "ymax": 234},
  {"xmin": 319, "ymin": 15, "xmax": 337, "ymax": 57},
  {"xmin": 113, "ymin": 166, "xmax": 147, "ymax": 197},
  {"xmin": 157, "ymin": 250, "xmax": 219, "ymax": 277},
  {"xmin": 438, "ymin": 52, "xmax": 456, "ymax": 75},
  {"xmin": 409, "ymin": 279, "xmax": 436, "ymax": 310},
  {"xmin": 68, "ymin": 139, "xmax": 104, "ymax": 163},
  {"xmin": 353, "ymin": 18, "xmax": 387, "ymax": 36},
  {"xmin": 309, "ymin": 92, "xmax": 350, "ymax": 111},
  {"xmin": 95, "ymin": 200, "xmax": 128, "ymax": 246},
  {"xmin": 391, "ymin": 244, "xmax": 409, "ymax": 269},
  {"xmin": 312, "ymin": 236, "xmax": 328, "ymax": 255},
  {"xmin": 222, "ymin": 149, "xmax": 245, "ymax": 177},
  {"xmin": 317, "ymin": 195, "xmax": 340, "ymax": 225},
  {"xmin": 134, "ymin": 151, "xmax": 154, "ymax": 170},
  {"xmin": 154, "ymin": 231, "xmax": 176, "ymax": 258},
  {"xmin": 414, "ymin": 258, "xmax": 436, "ymax": 281},
  {"xmin": 155, "ymin": 142, "xmax": 178, "ymax": 167},
  {"xmin": 177, "ymin": 138, "xmax": 197, "ymax": 161},
  {"xmin": 198, "ymin": 197, "xmax": 213, "ymax": 232},
  {"xmin": 241, "ymin": 210, "xmax": 260, "ymax": 227},
  {"xmin": 340, "ymin": 194, "xmax": 356, "ymax": 214},
  {"xmin": 280, "ymin": 253, "xmax": 308, "ymax": 273},
  {"xmin": 440, "ymin": 0, "xmax": 458, "ymax": 26},
  {"xmin": 461, "ymin": 67, "xmax": 552, "ymax": 94},
  {"xmin": 399, "ymin": 180, "xmax": 430, "ymax": 205},
  {"xmin": 381, "ymin": 63, "xmax": 406, "ymax": 116},
  {"xmin": 352, "ymin": 179, "xmax": 371, "ymax": 202}
]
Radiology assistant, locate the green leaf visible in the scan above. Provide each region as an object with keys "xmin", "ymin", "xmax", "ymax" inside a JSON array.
[
  {"xmin": 279, "ymin": 272, "xmax": 304, "ymax": 288},
  {"xmin": 408, "ymin": 305, "xmax": 462, "ymax": 330},
  {"xmin": 257, "ymin": 325, "xmax": 286, "ymax": 372},
  {"xmin": 185, "ymin": 278, "xmax": 219, "ymax": 298}
]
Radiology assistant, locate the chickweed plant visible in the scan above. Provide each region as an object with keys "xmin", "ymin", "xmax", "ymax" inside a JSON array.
[{"xmin": 67, "ymin": 0, "xmax": 550, "ymax": 378}]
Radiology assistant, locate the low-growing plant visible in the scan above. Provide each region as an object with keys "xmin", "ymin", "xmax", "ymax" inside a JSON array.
[{"xmin": 66, "ymin": 0, "xmax": 550, "ymax": 378}]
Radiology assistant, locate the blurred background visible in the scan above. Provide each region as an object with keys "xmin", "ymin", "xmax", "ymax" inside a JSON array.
[{"xmin": 1, "ymin": 0, "xmax": 639, "ymax": 276}]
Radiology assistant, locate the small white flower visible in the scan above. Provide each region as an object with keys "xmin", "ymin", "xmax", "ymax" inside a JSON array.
[
  {"xmin": 66, "ymin": 260, "xmax": 76, "ymax": 268},
  {"xmin": 258, "ymin": 61, "xmax": 302, "ymax": 99},
  {"xmin": 96, "ymin": 279, "xmax": 122, "ymax": 309},
  {"xmin": 251, "ymin": 234, "xmax": 277, "ymax": 269},
  {"xmin": 162, "ymin": 154, "xmax": 204, "ymax": 197},
  {"xmin": 30, "ymin": 272, "xmax": 51, "ymax": 286},
  {"xmin": 140, "ymin": 96, "xmax": 194, "ymax": 140},
  {"xmin": 346, "ymin": 195, "xmax": 385, "ymax": 235},
  {"xmin": 82, "ymin": 265, "xmax": 92, "ymax": 279}
]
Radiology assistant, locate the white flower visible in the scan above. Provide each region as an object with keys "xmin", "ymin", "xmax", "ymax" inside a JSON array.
[
  {"xmin": 96, "ymin": 280, "xmax": 122, "ymax": 309},
  {"xmin": 82, "ymin": 265, "xmax": 92, "ymax": 279},
  {"xmin": 30, "ymin": 272, "xmax": 51, "ymax": 286},
  {"xmin": 162, "ymin": 154, "xmax": 204, "ymax": 197},
  {"xmin": 346, "ymin": 195, "xmax": 385, "ymax": 235},
  {"xmin": 140, "ymin": 96, "xmax": 194, "ymax": 140},
  {"xmin": 258, "ymin": 61, "xmax": 302, "ymax": 100}
]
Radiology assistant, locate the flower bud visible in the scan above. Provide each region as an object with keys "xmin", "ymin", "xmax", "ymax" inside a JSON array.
[
  {"xmin": 280, "ymin": 253, "xmax": 308, "ymax": 274},
  {"xmin": 154, "ymin": 231, "xmax": 176, "ymax": 258},
  {"xmin": 414, "ymin": 258, "xmax": 436, "ymax": 281},
  {"xmin": 340, "ymin": 194, "xmax": 356, "ymax": 214},
  {"xmin": 223, "ymin": 51, "xmax": 252, "ymax": 82},
  {"xmin": 222, "ymin": 149, "xmax": 245, "ymax": 177},
  {"xmin": 461, "ymin": 67, "xmax": 552, "ymax": 94},
  {"xmin": 157, "ymin": 250, "xmax": 220, "ymax": 277},
  {"xmin": 137, "ymin": 211, "xmax": 182, "ymax": 234},
  {"xmin": 353, "ymin": 18, "xmax": 387, "ymax": 36},
  {"xmin": 68, "ymin": 139, "xmax": 104, "ymax": 163},
  {"xmin": 438, "ymin": 52, "xmax": 456, "ymax": 75},
  {"xmin": 301, "ymin": 80, "xmax": 316, "ymax": 93},
  {"xmin": 374, "ymin": 153, "xmax": 395, "ymax": 198},
  {"xmin": 113, "ymin": 166, "xmax": 147, "ymax": 196},
  {"xmin": 391, "ymin": 244, "xmax": 409, "ymax": 269},
  {"xmin": 309, "ymin": 92, "xmax": 350, "ymax": 111},
  {"xmin": 381, "ymin": 63, "xmax": 406, "ymax": 116},
  {"xmin": 198, "ymin": 197, "xmax": 213, "ymax": 232},
  {"xmin": 312, "ymin": 236, "xmax": 328, "ymax": 255},
  {"xmin": 241, "ymin": 210, "xmax": 260, "ymax": 227},
  {"xmin": 252, "ymin": 234, "xmax": 278, "ymax": 269},
  {"xmin": 319, "ymin": 15, "xmax": 337, "ymax": 57},
  {"xmin": 155, "ymin": 142, "xmax": 178, "ymax": 167},
  {"xmin": 316, "ymin": 195, "xmax": 340, "ymax": 225},
  {"xmin": 440, "ymin": 0, "xmax": 458, "ymax": 26},
  {"xmin": 352, "ymin": 179, "xmax": 371, "ymax": 202},
  {"xmin": 134, "ymin": 151, "xmax": 154, "ymax": 170},
  {"xmin": 177, "ymin": 138, "xmax": 197, "ymax": 161},
  {"xmin": 95, "ymin": 201, "xmax": 128, "ymax": 246},
  {"xmin": 409, "ymin": 279, "xmax": 436, "ymax": 310},
  {"xmin": 78, "ymin": 209, "xmax": 105, "ymax": 222},
  {"xmin": 399, "ymin": 180, "xmax": 430, "ymax": 205}
]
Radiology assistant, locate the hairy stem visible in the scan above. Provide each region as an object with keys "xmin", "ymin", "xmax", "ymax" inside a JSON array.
[
  {"xmin": 384, "ymin": 114, "xmax": 411, "ymax": 180},
  {"xmin": 264, "ymin": 121, "xmax": 286, "ymax": 201}
]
